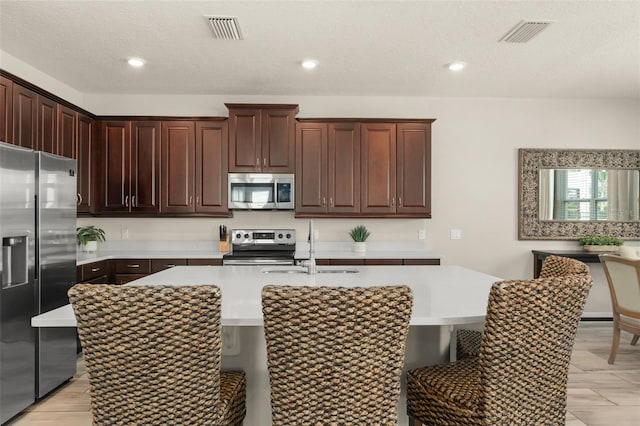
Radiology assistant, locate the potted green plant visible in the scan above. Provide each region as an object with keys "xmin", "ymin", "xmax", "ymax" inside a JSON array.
[
  {"xmin": 349, "ymin": 225, "xmax": 371, "ymax": 253},
  {"xmin": 77, "ymin": 225, "xmax": 106, "ymax": 253},
  {"xmin": 578, "ymin": 236, "xmax": 623, "ymax": 252}
]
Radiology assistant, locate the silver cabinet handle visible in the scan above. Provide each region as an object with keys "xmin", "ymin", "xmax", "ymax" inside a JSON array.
[
  {"xmin": 399, "ymin": 197, "xmax": 402, "ymax": 206},
  {"xmin": 166, "ymin": 264, "xmax": 176, "ymax": 268},
  {"xmin": 256, "ymin": 157, "xmax": 259, "ymax": 167},
  {"xmin": 263, "ymin": 158, "xmax": 266, "ymax": 166},
  {"xmin": 77, "ymin": 193, "xmax": 82, "ymax": 205},
  {"xmin": 132, "ymin": 195, "xmax": 136, "ymax": 207},
  {"xmin": 391, "ymin": 197, "xmax": 395, "ymax": 207},
  {"xmin": 125, "ymin": 195, "xmax": 129, "ymax": 208},
  {"xmin": 322, "ymin": 197, "xmax": 326, "ymax": 206},
  {"xmin": 189, "ymin": 196, "xmax": 193, "ymax": 205},
  {"xmin": 126, "ymin": 264, "xmax": 140, "ymax": 268},
  {"xmin": 196, "ymin": 196, "xmax": 200, "ymax": 205},
  {"xmin": 329, "ymin": 197, "xmax": 333, "ymax": 207},
  {"xmin": 91, "ymin": 268, "xmax": 100, "ymax": 272}
]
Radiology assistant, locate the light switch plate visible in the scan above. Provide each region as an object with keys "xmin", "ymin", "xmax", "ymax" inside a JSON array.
[{"xmin": 450, "ymin": 229, "xmax": 462, "ymax": 240}]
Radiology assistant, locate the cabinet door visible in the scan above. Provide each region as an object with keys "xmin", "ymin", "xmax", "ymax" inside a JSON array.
[
  {"xmin": 397, "ymin": 123, "xmax": 431, "ymax": 215},
  {"xmin": 195, "ymin": 121, "xmax": 228, "ymax": 213},
  {"xmin": 102, "ymin": 121, "xmax": 131, "ymax": 212},
  {"xmin": 228, "ymin": 108, "xmax": 261, "ymax": 172},
  {"xmin": 329, "ymin": 123, "xmax": 360, "ymax": 213},
  {"xmin": 77, "ymin": 114, "xmax": 94, "ymax": 213},
  {"xmin": 37, "ymin": 95, "xmax": 58, "ymax": 153},
  {"xmin": 361, "ymin": 123, "xmax": 396, "ymax": 214},
  {"xmin": 57, "ymin": 105, "xmax": 77, "ymax": 158},
  {"xmin": 262, "ymin": 108, "xmax": 296, "ymax": 172},
  {"xmin": 0, "ymin": 76, "xmax": 13, "ymax": 144},
  {"xmin": 161, "ymin": 121, "xmax": 195, "ymax": 213},
  {"xmin": 130, "ymin": 121, "xmax": 160, "ymax": 212},
  {"xmin": 12, "ymin": 84, "xmax": 37, "ymax": 149},
  {"xmin": 296, "ymin": 122, "xmax": 327, "ymax": 213}
]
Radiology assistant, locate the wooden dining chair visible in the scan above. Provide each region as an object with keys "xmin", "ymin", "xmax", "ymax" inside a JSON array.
[
  {"xmin": 456, "ymin": 255, "xmax": 590, "ymax": 359},
  {"xmin": 599, "ymin": 254, "xmax": 640, "ymax": 364},
  {"xmin": 68, "ymin": 284, "xmax": 246, "ymax": 426},
  {"xmin": 407, "ymin": 275, "xmax": 592, "ymax": 425},
  {"xmin": 261, "ymin": 285, "xmax": 413, "ymax": 425}
]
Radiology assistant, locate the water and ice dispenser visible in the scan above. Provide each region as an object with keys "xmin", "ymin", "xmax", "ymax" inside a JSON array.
[{"xmin": 2, "ymin": 236, "xmax": 28, "ymax": 289}]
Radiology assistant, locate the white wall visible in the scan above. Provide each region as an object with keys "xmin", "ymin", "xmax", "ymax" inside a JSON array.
[{"xmin": 5, "ymin": 51, "xmax": 638, "ymax": 279}]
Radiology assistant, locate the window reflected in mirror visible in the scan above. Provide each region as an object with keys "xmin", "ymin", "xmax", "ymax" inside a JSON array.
[{"xmin": 539, "ymin": 169, "xmax": 640, "ymax": 221}]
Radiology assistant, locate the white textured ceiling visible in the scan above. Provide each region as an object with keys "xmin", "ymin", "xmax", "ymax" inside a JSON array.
[{"xmin": 0, "ymin": 0, "xmax": 639, "ymax": 99}]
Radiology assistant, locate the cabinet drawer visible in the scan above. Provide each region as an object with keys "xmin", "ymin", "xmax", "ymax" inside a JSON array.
[
  {"xmin": 187, "ymin": 258, "xmax": 223, "ymax": 266},
  {"xmin": 114, "ymin": 259, "xmax": 151, "ymax": 274},
  {"xmin": 81, "ymin": 260, "xmax": 108, "ymax": 281},
  {"xmin": 403, "ymin": 258, "xmax": 440, "ymax": 265},
  {"xmin": 365, "ymin": 259, "xmax": 403, "ymax": 265},
  {"xmin": 151, "ymin": 258, "xmax": 187, "ymax": 273}
]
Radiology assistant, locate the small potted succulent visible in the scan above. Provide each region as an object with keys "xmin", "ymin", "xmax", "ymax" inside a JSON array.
[
  {"xmin": 578, "ymin": 236, "xmax": 623, "ymax": 253},
  {"xmin": 76, "ymin": 225, "xmax": 106, "ymax": 253},
  {"xmin": 349, "ymin": 225, "xmax": 371, "ymax": 253}
]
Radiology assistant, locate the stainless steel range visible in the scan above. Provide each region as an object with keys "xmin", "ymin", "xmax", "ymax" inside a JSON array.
[{"xmin": 222, "ymin": 229, "xmax": 296, "ymax": 265}]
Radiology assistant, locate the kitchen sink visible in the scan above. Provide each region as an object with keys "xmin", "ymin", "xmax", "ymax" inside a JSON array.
[{"xmin": 260, "ymin": 267, "xmax": 359, "ymax": 274}]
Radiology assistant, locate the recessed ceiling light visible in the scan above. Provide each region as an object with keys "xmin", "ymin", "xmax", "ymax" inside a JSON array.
[
  {"xmin": 301, "ymin": 59, "xmax": 318, "ymax": 70},
  {"xmin": 447, "ymin": 61, "xmax": 467, "ymax": 72},
  {"xmin": 127, "ymin": 57, "xmax": 145, "ymax": 68}
]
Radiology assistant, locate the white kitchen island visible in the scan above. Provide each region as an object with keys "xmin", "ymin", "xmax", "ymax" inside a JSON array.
[{"xmin": 32, "ymin": 264, "xmax": 500, "ymax": 426}]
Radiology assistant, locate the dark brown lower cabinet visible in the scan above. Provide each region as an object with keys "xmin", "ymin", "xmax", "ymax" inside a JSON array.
[{"xmin": 316, "ymin": 258, "xmax": 440, "ymax": 266}]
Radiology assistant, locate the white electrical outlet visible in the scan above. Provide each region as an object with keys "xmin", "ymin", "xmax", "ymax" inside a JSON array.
[
  {"xmin": 121, "ymin": 228, "xmax": 129, "ymax": 239},
  {"xmin": 450, "ymin": 229, "xmax": 462, "ymax": 240},
  {"xmin": 418, "ymin": 230, "xmax": 426, "ymax": 240}
]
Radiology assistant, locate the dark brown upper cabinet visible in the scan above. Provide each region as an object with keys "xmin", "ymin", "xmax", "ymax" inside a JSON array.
[
  {"xmin": 296, "ymin": 122, "xmax": 360, "ymax": 214},
  {"xmin": 227, "ymin": 104, "xmax": 298, "ymax": 173},
  {"xmin": 161, "ymin": 120, "xmax": 229, "ymax": 215},
  {"xmin": 361, "ymin": 122, "xmax": 432, "ymax": 217},
  {"xmin": 101, "ymin": 120, "xmax": 160, "ymax": 213},
  {"xmin": 195, "ymin": 120, "xmax": 228, "ymax": 213},
  {"xmin": 161, "ymin": 121, "xmax": 195, "ymax": 213},
  {"xmin": 57, "ymin": 104, "xmax": 77, "ymax": 159},
  {"xmin": 0, "ymin": 76, "xmax": 13, "ymax": 144},
  {"xmin": 77, "ymin": 113, "xmax": 94, "ymax": 213},
  {"xmin": 396, "ymin": 122, "xmax": 431, "ymax": 215},
  {"xmin": 12, "ymin": 83, "xmax": 37, "ymax": 150},
  {"xmin": 361, "ymin": 123, "xmax": 397, "ymax": 214},
  {"xmin": 37, "ymin": 95, "xmax": 58, "ymax": 154}
]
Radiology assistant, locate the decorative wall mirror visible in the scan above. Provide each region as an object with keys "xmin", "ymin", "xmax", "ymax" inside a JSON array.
[{"xmin": 518, "ymin": 148, "xmax": 640, "ymax": 240}]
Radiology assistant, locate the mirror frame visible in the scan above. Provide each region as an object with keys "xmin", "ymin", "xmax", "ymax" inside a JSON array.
[{"xmin": 518, "ymin": 148, "xmax": 640, "ymax": 240}]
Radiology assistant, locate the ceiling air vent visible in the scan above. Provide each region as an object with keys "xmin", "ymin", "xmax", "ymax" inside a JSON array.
[
  {"xmin": 499, "ymin": 20, "xmax": 553, "ymax": 43},
  {"xmin": 206, "ymin": 16, "xmax": 243, "ymax": 40}
]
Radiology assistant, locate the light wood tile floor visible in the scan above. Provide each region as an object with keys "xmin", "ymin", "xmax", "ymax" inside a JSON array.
[{"xmin": 7, "ymin": 322, "xmax": 640, "ymax": 425}]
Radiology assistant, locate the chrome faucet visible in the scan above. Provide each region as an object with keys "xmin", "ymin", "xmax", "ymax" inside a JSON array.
[{"xmin": 305, "ymin": 219, "xmax": 317, "ymax": 274}]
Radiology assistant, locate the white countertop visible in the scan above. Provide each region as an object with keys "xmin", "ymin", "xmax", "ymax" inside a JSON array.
[{"xmin": 33, "ymin": 265, "xmax": 500, "ymax": 327}]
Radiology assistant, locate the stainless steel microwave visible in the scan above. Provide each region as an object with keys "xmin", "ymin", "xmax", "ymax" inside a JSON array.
[{"xmin": 228, "ymin": 173, "xmax": 294, "ymax": 210}]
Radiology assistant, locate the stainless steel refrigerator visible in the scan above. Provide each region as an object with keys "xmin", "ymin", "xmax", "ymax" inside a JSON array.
[{"xmin": 1, "ymin": 142, "xmax": 77, "ymax": 423}]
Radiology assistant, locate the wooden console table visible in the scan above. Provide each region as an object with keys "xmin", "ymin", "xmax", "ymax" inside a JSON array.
[{"xmin": 531, "ymin": 250, "xmax": 615, "ymax": 278}]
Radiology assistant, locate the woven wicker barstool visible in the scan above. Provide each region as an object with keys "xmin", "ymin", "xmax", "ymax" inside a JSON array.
[
  {"xmin": 68, "ymin": 284, "xmax": 246, "ymax": 426},
  {"xmin": 261, "ymin": 285, "xmax": 413, "ymax": 425},
  {"xmin": 456, "ymin": 255, "xmax": 590, "ymax": 359},
  {"xmin": 407, "ymin": 275, "xmax": 592, "ymax": 426}
]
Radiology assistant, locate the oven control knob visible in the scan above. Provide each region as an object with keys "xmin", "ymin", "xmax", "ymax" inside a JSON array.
[
  {"xmin": 286, "ymin": 233, "xmax": 291, "ymax": 239},
  {"xmin": 244, "ymin": 233, "xmax": 250, "ymax": 239},
  {"xmin": 278, "ymin": 233, "xmax": 283, "ymax": 239},
  {"xmin": 235, "ymin": 233, "xmax": 242, "ymax": 239}
]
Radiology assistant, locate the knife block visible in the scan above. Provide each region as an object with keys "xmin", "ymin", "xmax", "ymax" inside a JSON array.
[{"xmin": 218, "ymin": 236, "xmax": 230, "ymax": 253}]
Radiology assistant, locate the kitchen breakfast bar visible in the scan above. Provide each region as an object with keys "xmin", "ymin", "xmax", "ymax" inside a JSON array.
[{"xmin": 32, "ymin": 264, "xmax": 501, "ymax": 426}]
